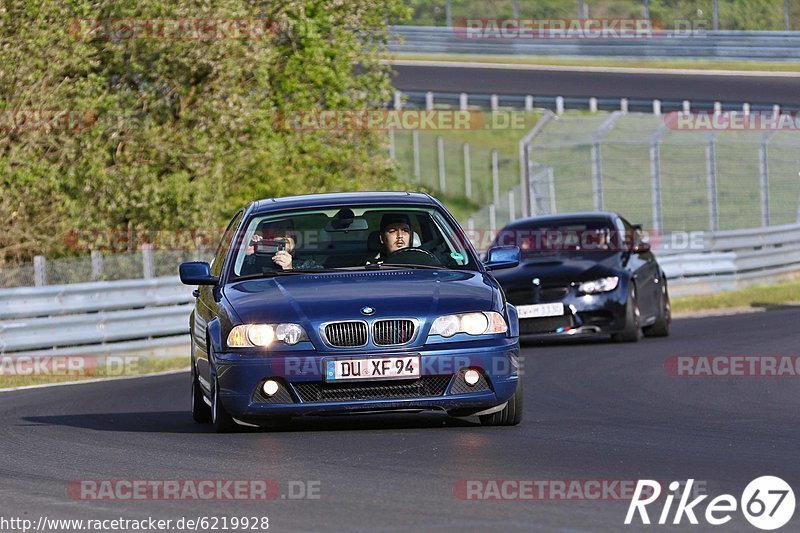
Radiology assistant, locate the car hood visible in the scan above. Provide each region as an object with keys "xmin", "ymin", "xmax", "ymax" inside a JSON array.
[
  {"xmin": 492, "ymin": 254, "xmax": 620, "ymax": 287},
  {"xmin": 224, "ymin": 269, "xmax": 499, "ymax": 325}
]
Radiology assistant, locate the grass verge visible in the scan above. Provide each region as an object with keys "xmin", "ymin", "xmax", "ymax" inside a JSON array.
[
  {"xmin": 0, "ymin": 355, "xmax": 189, "ymax": 390},
  {"xmin": 671, "ymin": 277, "xmax": 800, "ymax": 314}
]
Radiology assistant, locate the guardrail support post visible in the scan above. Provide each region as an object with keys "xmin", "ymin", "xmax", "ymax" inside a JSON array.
[
  {"xmin": 425, "ymin": 92, "xmax": 434, "ymax": 111},
  {"xmin": 393, "ymin": 90, "xmax": 402, "ymax": 110},
  {"xmin": 142, "ymin": 244, "xmax": 154, "ymax": 279},
  {"xmin": 525, "ymin": 95, "xmax": 534, "ymax": 112},
  {"xmin": 653, "ymin": 99, "xmax": 662, "ymax": 116},
  {"xmin": 620, "ymin": 98, "xmax": 629, "ymax": 114},
  {"xmin": 589, "ymin": 97, "xmax": 598, "ymax": 113},
  {"xmin": 437, "ymin": 136, "xmax": 446, "ymax": 193},
  {"xmin": 91, "ymin": 251, "xmax": 104, "ymax": 281},
  {"xmin": 463, "ymin": 142, "xmax": 472, "ymax": 199},
  {"xmin": 743, "ymin": 103, "xmax": 750, "ymax": 115},
  {"xmin": 682, "ymin": 100, "xmax": 691, "ymax": 114},
  {"xmin": 33, "ymin": 256, "xmax": 47, "ymax": 287},
  {"xmin": 459, "ymin": 93, "xmax": 468, "ymax": 111},
  {"xmin": 556, "ymin": 96, "xmax": 565, "ymax": 115},
  {"xmin": 490, "ymin": 94, "xmax": 499, "ymax": 112},
  {"xmin": 713, "ymin": 101, "xmax": 722, "ymax": 115}
]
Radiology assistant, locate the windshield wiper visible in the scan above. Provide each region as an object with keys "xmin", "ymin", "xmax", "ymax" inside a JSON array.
[{"xmin": 233, "ymin": 269, "xmax": 334, "ymax": 281}]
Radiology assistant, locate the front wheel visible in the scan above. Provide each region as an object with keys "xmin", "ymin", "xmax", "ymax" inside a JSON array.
[
  {"xmin": 612, "ymin": 285, "xmax": 640, "ymax": 343},
  {"xmin": 212, "ymin": 372, "xmax": 239, "ymax": 433},
  {"xmin": 643, "ymin": 282, "xmax": 671, "ymax": 337},
  {"xmin": 480, "ymin": 380, "xmax": 523, "ymax": 426}
]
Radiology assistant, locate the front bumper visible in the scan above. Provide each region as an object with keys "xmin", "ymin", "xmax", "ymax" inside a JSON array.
[
  {"xmin": 213, "ymin": 337, "xmax": 520, "ymax": 420},
  {"xmin": 516, "ymin": 286, "xmax": 628, "ymax": 337}
]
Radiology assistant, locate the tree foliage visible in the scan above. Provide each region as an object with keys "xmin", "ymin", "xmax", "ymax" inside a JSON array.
[{"xmin": 1, "ymin": 0, "xmax": 409, "ymax": 263}]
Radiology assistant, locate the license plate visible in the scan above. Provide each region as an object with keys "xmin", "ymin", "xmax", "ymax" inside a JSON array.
[
  {"xmin": 517, "ymin": 303, "xmax": 565, "ymax": 319},
  {"xmin": 325, "ymin": 356, "xmax": 420, "ymax": 382}
]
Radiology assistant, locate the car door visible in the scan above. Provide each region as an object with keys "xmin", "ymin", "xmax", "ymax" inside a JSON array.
[{"xmin": 194, "ymin": 209, "xmax": 243, "ymax": 392}]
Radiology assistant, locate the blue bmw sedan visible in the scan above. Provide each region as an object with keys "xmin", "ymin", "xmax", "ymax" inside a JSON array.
[{"xmin": 180, "ymin": 192, "xmax": 522, "ymax": 432}]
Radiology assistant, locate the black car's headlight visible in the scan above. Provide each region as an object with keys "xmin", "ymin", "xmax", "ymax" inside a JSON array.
[
  {"xmin": 428, "ymin": 311, "xmax": 508, "ymax": 338},
  {"xmin": 227, "ymin": 323, "xmax": 308, "ymax": 348},
  {"xmin": 577, "ymin": 276, "xmax": 619, "ymax": 294}
]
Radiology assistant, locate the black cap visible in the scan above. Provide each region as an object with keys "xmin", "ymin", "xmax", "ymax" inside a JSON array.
[{"xmin": 380, "ymin": 213, "xmax": 411, "ymax": 232}]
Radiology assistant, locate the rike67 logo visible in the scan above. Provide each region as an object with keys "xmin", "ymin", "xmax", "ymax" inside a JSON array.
[{"xmin": 625, "ymin": 477, "xmax": 795, "ymax": 530}]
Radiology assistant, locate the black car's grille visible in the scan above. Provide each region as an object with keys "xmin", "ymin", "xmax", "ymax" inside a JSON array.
[
  {"xmin": 373, "ymin": 319, "xmax": 415, "ymax": 346},
  {"xmin": 324, "ymin": 321, "xmax": 368, "ymax": 347},
  {"xmin": 540, "ymin": 286, "xmax": 570, "ymax": 301},
  {"xmin": 506, "ymin": 286, "xmax": 570, "ymax": 305},
  {"xmin": 293, "ymin": 376, "xmax": 451, "ymax": 403},
  {"xmin": 519, "ymin": 314, "xmax": 575, "ymax": 335}
]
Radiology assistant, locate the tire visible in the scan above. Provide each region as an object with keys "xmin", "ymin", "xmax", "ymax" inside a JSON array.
[
  {"xmin": 480, "ymin": 380, "xmax": 523, "ymax": 426},
  {"xmin": 612, "ymin": 284, "xmax": 641, "ymax": 343},
  {"xmin": 643, "ymin": 282, "xmax": 671, "ymax": 338},
  {"xmin": 211, "ymin": 370, "xmax": 239, "ymax": 433},
  {"xmin": 191, "ymin": 360, "xmax": 212, "ymax": 423}
]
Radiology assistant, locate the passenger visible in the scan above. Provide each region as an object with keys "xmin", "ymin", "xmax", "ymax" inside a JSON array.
[{"xmin": 243, "ymin": 219, "xmax": 321, "ymax": 273}]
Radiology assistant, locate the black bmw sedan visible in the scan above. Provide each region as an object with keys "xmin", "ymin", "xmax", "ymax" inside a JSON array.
[{"xmin": 489, "ymin": 212, "xmax": 670, "ymax": 342}]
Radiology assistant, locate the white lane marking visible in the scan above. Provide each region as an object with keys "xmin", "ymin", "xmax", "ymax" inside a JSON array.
[
  {"xmin": 384, "ymin": 58, "xmax": 800, "ymax": 78},
  {"xmin": 0, "ymin": 367, "xmax": 190, "ymax": 393}
]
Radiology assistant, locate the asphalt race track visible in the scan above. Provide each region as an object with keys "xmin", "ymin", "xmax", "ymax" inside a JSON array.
[
  {"xmin": 2, "ymin": 308, "xmax": 798, "ymax": 532},
  {"xmin": 391, "ymin": 63, "xmax": 800, "ymax": 107}
]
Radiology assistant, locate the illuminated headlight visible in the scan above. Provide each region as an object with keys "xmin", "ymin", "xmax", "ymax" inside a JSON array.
[
  {"xmin": 429, "ymin": 312, "xmax": 507, "ymax": 338},
  {"xmin": 578, "ymin": 276, "xmax": 619, "ymax": 294},
  {"xmin": 227, "ymin": 323, "xmax": 308, "ymax": 348}
]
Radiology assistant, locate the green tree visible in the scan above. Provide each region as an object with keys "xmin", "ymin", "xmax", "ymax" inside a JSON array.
[{"xmin": 1, "ymin": 0, "xmax": 409, "ymax": 263}]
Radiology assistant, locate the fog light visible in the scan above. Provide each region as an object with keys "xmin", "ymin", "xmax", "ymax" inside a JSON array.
[
  {"xmin": 464, "ymin": 369, "xmax": 481, "ymax": 386},
  {"xmin": 262, "ymin": 380, "xmax": 280, "ymax": 397}
]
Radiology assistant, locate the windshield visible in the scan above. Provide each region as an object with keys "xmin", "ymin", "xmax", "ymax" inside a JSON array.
[
  {"xmin": 229, "ymin": 205, "xmax": 477, "ymax": 279},
  {"xmin": 493, "ymin": 219, "xmax": 621, "ymax": 258}
]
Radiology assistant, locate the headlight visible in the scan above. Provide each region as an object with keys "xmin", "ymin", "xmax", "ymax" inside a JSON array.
[
  {"xmin": 429, "ymin": 312, "xmax": 507, "ymax": 338},
  {"xmin": 578, "ymin": 276, "xmax": 619, "ymax": 294},
  {"xmin": 227, "ymin": 323, "xmax": 308, "ymax": 348}
]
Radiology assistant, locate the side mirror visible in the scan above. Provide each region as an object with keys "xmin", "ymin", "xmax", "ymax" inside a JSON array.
[
  {"xmin": 484, "ymin": 246, "xmax": 520, "ymax": 270},
  {"xmin": 179, "ymin": 262, "xmax": 219, "ymax": 286},
  {"xmin": 634, "ymin": 241, "xmax": 651, "ymax": 253}
]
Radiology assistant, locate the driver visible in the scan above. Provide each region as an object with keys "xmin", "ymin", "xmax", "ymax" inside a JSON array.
[{"xmin": 379, "ymin": 213, "xmax": 412, "ymax": 259}]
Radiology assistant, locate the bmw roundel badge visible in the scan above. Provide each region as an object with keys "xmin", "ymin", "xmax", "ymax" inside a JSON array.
[{"xmin": 361, "ymin": 306, "xmax": 375, "ymax": 315}]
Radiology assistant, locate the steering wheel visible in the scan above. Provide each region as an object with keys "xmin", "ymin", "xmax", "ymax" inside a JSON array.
[{"xmin": 384, "ymin": 247, "xmax": 442, "ymax": 267}]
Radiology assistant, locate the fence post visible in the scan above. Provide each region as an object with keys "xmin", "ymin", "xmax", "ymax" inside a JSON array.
[
  {"xmin": 489, "ymin": 203, "xmax": 497, "ymax": 234},
  {"xmin": 91, "ymin": 250, "xmax": 104, "ymax": 281},
  {"xmin": 591, "ymin": 142, "xmax": 603, "ymax": 211},
  {"xmin": 508, "ymin": 189, "xmax": 516, "ymax": 221},
  {"xmin": 388, "ymin": 128, "xmax": 396, "ymax": 160},
  {"xmin": 759, "ymin": 132, "xmax": 775, "ymax": 227},
  {"xmin": 491, "ymin": 149, "xmax": 500, "ymax": 208},
  {"xmin": 142, "ymin": 243, "xmax": 154, "ymax": 279},
  {"xmin": 649, "ymin": 141, "xmax": 662, "ymax": 233},
  {"xmin": 412, "ymin": 130, "xmax": 421, "ymax": 183},
  {"xmin": 706, "ymin": 134, "xmax": 719, "ymax": 231},
  {"xmin": 437, "ymin": 136, "xmax": 446, "ymax": 193},
  {"xmin": 33, "ymin": 256, "xmax": 47, "ymax": 287},
  {"xmin": 463, "ymin": 142, "xmax": 472, "ymax": 199}
]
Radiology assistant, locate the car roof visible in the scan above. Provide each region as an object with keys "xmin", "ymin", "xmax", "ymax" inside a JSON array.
[
  {"xmin": 250, "ymin": 192, "xmax": 438, "ymax": 215},
  {"xmin": 502, "ymin": 211, "xmax": 619, "ymax": 230}
]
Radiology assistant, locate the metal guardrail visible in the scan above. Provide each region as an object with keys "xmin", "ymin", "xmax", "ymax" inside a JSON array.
[
  {"xmin": 2, "ymin": 222, "xmax": 799, "ymax": 358},
  {"xmin": 390, "ymin": 26, "xmax": 800, "ymax": 62},
  {"xmin": 656, "ymin": 223, "xmax": 800, "ymax": 296}
]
